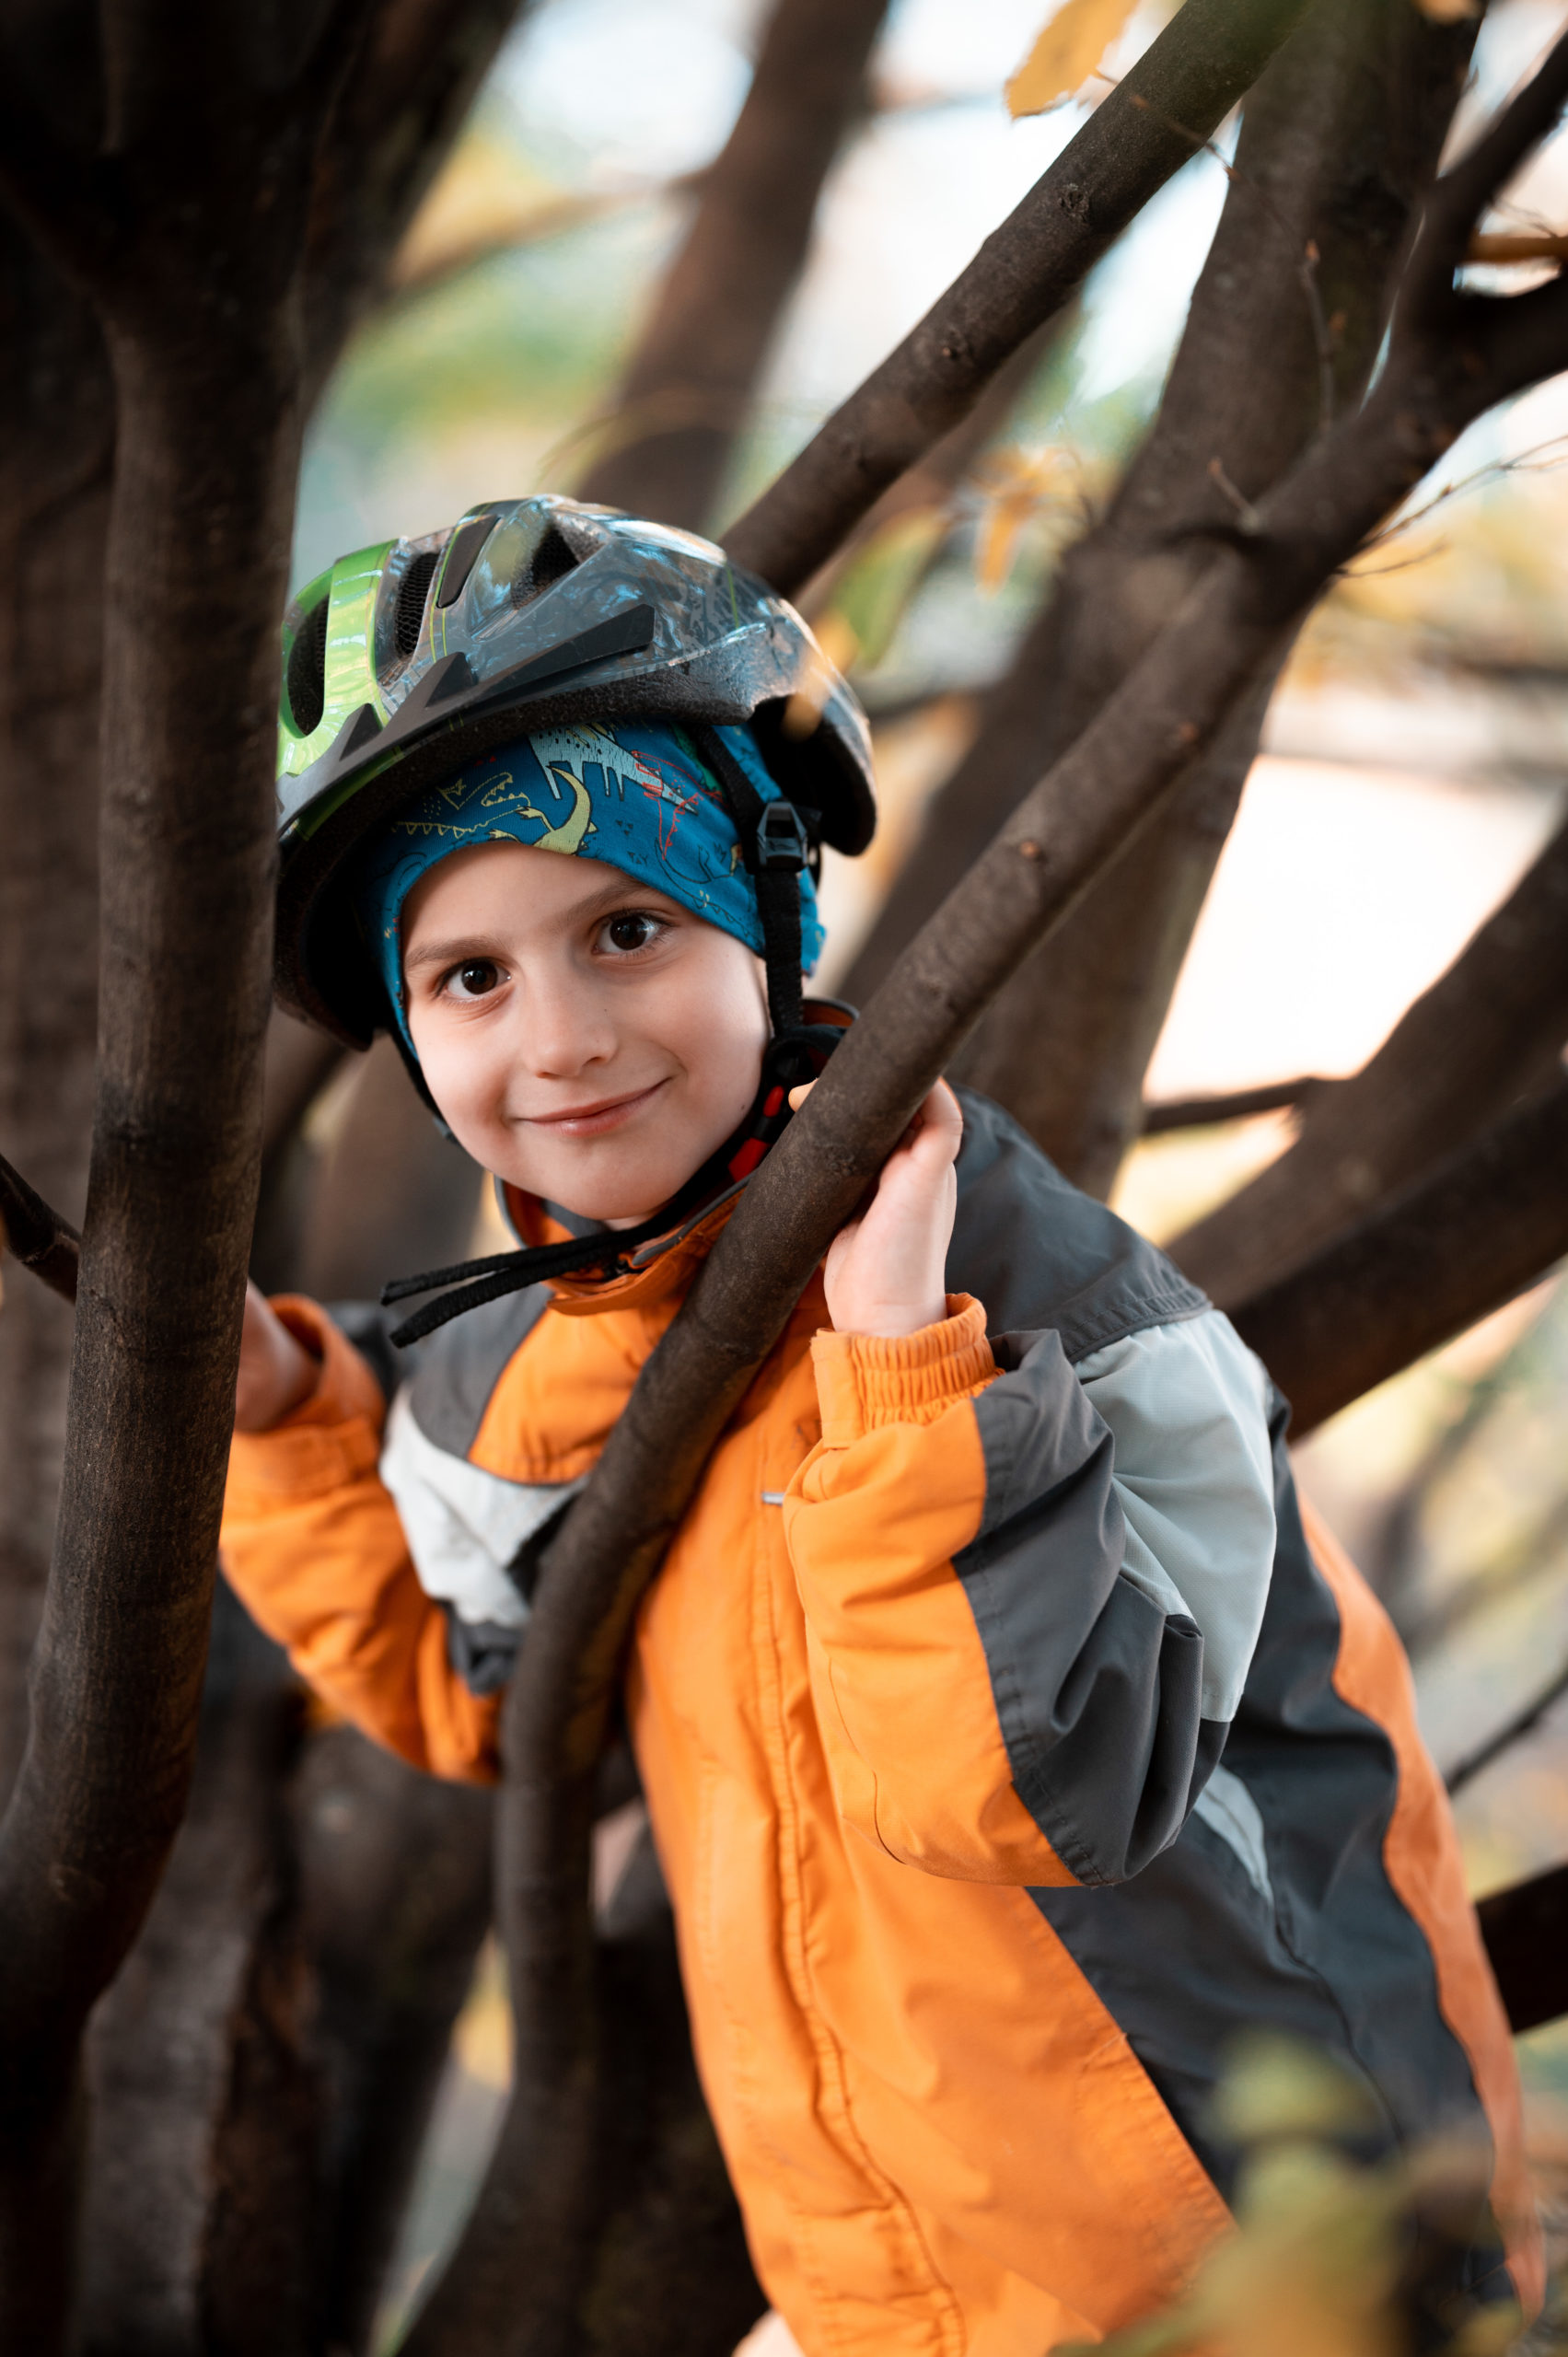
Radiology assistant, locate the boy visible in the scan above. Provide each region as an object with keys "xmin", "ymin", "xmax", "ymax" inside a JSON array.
[{"xmin": 226, "ymin": 496, "xmax": 1535, "ymax": 2353}]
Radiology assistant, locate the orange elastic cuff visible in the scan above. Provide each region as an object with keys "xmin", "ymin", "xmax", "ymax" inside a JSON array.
[
  {"xmin": 812, "ymin": 1295, "xmax": 994, "ymax": 1445},
  {"xmin": 226, "ymin": 1296, "xmax": 387, "ymax": 1505}
]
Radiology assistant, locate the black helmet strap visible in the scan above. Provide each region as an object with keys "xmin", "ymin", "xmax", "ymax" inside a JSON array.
[
  {"xmin": 689, "ymin": 722, "xmax": 806, "ymax": 1038},
  {"xmin": 380, "ymin": 727, "xmax": 837, "ymax": 1347}
]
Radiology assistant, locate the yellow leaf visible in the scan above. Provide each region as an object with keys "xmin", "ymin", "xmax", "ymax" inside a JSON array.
[{"xmin": 1005, "ymin": 0, "xmax": 1143, "ymax": 119}]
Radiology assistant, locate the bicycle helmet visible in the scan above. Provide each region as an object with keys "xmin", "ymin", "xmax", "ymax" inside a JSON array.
[
  {"xmin": 273, "ymin": 496, "xmax": 877, "ymax": 1341},
  {"xmin": 275, "ymin": 494, "xmax": 875, "ymax": 1050}
]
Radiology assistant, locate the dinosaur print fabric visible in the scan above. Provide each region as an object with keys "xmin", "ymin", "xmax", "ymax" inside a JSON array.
[{"xmin": 348, "ymin": 716, "xmax": 825, "ymax": 1053}]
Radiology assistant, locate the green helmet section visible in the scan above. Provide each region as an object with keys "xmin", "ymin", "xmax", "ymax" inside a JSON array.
[{"xmin": 273, "ymin": 495, "xmax": 876, "ymax": 1047}]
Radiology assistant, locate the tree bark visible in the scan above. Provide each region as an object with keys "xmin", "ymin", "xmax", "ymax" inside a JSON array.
[
  {"xmin": 75, "ymin": 1588, "xmax": 320, "ymax": 2357},
  {"xmin": 723, "ymin": 0, "xmax": 1316, "ymax": 599},
  {"xmin": 295, "ymin": 1723, "xmax": 494, "ymax": 2356},
  {"xmin": 849, "ymin": 0, "xmax": 1479, "ymax": 1194},
  {"xmin": 0, "ymin": 6, "xmax": 455, "ymax": 2340},
  {"xmin": 1477, "ymin": 1863, "xmax": 1568, "ymax": 2037},
  {"xmin": 0, "ymin": 215, "xmax": 110, "ymax": 1812},
  {"xmin": 1169, "ymin": 807, "xmax": 1568, "ymax": 1306},
  {"xmin": 405, "ymin": 48, "xmax": 1568, "ymax": 2335},
  {"xmin": 1225, "ymin": 1078, "xmax": 1568, "ymax": 1441},
  {"xmin": 0, "ymin": 3, "xmax": 529, "ymax": 2339},
  {"xmin": 577, "ymin": 0, "xmax": 891, "ymax": 533}
]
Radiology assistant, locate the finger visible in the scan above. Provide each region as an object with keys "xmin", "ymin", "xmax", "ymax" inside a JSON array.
[
  {"xmin": 788, "ymin": 1081, "xmax": 816, "ymax": 1111},
  {"xmin": 894, "ymin": 1079, "xmax": 963, "ymax": 1169}
]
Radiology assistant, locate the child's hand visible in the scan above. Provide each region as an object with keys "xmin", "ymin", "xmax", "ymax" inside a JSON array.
[
  {"xmin": 790, "ymin": 1078, "xmax": 962, "ymax": 1339},
  {"xmin": 235, "ymin": 1281, "xmax": 319, "ymax": 1434}
]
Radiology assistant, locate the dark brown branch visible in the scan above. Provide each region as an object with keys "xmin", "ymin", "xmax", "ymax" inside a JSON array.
[
  {"xmin": 854, "ymin": 0, "xmax": 1481, "ymax": 1193},
  {"xmin": 409, "ymin": 71, "xmax": 1568, "ymax": 2330},
  {"xmin": 0, "ymin": 5, "xmax": 528, "ymax": 2341},
  {"xmin": 1477, "ymin": 1863, "xmax": 1568, "ymax": 2035},
  {"xmin": 1140, "ymin": 1075, "xmax": 1327, "ymax": 1134},
  {"xmin": 300, "ymin": 0, "xmax": 527, "ymax": 396},
  {"xmin": 1225, "ymin": 1079, "xmax": 1568, "ymax": 1441},
  {"xmin": 408, "ymin": 35, "xmax": 1568, "ymax": 2345},
  {"xmin": 1445, "ymin": 1652, "xmax": 1568, "ymax": 1798},
  {"xmin": 578, "ymin": 0, "xmax": 891, "ymax": 531},
  {"xmin": 723, "ymin": 0, "xmax": 1316, "ymax": 596},
  {"xmin": 0, "ymin": 1155, "xmax": 79, "ymax": 1305},
  {"xmin": 1171, "ymin": 806, "xmax": 1568, "ymax": 1306}
]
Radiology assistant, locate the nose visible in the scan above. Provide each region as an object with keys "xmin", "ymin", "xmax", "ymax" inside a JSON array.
[{"xmin": 517, "ymin": 960, "xmax": 616, "ymax": 1079}]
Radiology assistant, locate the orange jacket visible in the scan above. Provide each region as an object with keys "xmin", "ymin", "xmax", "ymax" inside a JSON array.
[{"xmin": 223, "ymin": 1091, "xmax": 1537, "ymax": 2352}]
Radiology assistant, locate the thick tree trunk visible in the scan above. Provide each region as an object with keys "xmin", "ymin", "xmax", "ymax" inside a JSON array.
[
  {"xmin": 0, "ymin": 300, "xmax": 297, "ymax": 2343},
  {"xmin": 75, "ymin": 1588, "xmax": 319, "ymax": 2357},
  {"xmin": 850, "ymin": 0, "xmax": 1479, "ymax": 1193},
  {"xmin": 296, "ymin": 1724, "xmax": 494, "ymax": 2356},
  {"xmin": 578, "ymin": 0, "xmax": 890, "ymax": 533},
  {"xmin": 0, "ymin": 226, "xmax": 110, "ymax": 1808}
]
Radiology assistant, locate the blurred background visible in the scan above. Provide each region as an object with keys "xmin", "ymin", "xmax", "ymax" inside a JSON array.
[{"xmin": 280, "ymin": 0, "xmax": 1568, "ymax": 2334}]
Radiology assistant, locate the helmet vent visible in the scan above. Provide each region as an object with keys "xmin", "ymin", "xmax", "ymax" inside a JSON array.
[
  {"xmin": 395, "ymin": 551, "xmax": 439, "ymax": 659},
  {"xmin": 515, "ymin": 525, "xmax": 580, "ymax": 606},
  {"xmin": 286, "ymin": 598, "xmax": 330, "ymax": 737}
]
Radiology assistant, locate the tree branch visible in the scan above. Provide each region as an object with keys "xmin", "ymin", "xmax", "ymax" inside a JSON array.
[
  {"xmin": 1445, "ymin": 1651, "xmax": 1568, "ymax": 1798},
  {"xmin": 0, "ymin": 1155, "xmax": 79, "ymax": 1305},
  {"xmin": 723, "ymin": 0, "xmax": 1316, "ymax": 595},
  {"xmin": 1171, "ymin": 806, "xmax": 1568, "ymax": 1306},
  {"xmin": 577, "ymin": 0, "xmax": 891, "ymax": 531},
  {"xmin": 852, "ymin": 0, "xmax": 1482, "ymax": 1193},
  {"xmin": 1140, "ymin": 1074, "xmax": 1327, "ymax": 1133},
  {"xmin": 1477, "ymin": 1862, "xmax": 1568, "ymax": 2035},
  {"xmin": 1225, "ymin": 1079, "xmax": 1568, "ymax": 1440},
  {"xmin": 406, "ymin": 29, "xmax": 1568, "ymax": 2342}
]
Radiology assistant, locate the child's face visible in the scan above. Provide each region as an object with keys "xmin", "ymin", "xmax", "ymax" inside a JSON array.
[{"xmin": 401, "ymin": 840, "xmax": 770, "ymax": 1225}]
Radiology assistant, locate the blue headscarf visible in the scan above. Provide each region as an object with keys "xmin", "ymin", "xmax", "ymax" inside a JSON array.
[{"xmin": 350, "ymin": 717, "xmax": 825, "ymax": 1054}]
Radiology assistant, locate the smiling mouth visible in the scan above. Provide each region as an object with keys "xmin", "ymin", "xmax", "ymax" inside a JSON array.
[{"xmin": 521, "ymin": 1079, "xmax": 670, "ymax": 1138}]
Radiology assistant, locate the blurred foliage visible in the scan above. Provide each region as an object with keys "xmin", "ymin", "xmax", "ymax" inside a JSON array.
[
  {"xmin": 1064, "ymin": 2039, "xmax": 1533, "ymax": 2357},
  {"xmin": 1005, "ymin": 0, "xmax": 1144, "ymax": 119}
]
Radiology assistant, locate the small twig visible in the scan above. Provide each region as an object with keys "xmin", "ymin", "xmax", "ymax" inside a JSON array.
[
  {"xmin": 1206, "ymin": 455, "xmax": 1263, "ymax": 533},
  {"xmin": 1141, "ymin": 1075, "xmax": 1325, "ymax": 1133},
  {"xmin": 0, "ymin": 1151, "xmax": 80, "ymax": 1304},
  {"xmin": 1299, "ymin": 237, "xmax": 1336, "ymax": 434},
  {"xmin": 1446, "ymin": 1653, "xmax": 1568, "ymax": 1796},
  {"xmin": 1469, "ymin": 229, "xmax": 1568, "ymax": 264}
]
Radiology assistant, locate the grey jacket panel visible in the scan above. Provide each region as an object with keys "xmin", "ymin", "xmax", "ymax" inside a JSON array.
[
  {"xmin": 405, "ymin": 1283, "xmax": 552, "ymax": 1457},
  {"xmin": 947, "ymin": 1090, "xmax": 1207, "ymax": 1360},
  {"xmin": 957, "ymin": 1326, "xmax": 1225, "ymax": 1886},
  {"xmin": 1076, "ymin": 1311, "xmax": 1276, "ymax": 1723},
  {"xmin": 1030, "ymin": 1401, "xmax": 1504, "ymax": 2295}
]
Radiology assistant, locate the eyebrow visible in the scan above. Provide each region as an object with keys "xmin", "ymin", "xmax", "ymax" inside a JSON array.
[{"xmin": 402, "ymin": 875, "xmax": 682, "ymax": 973}]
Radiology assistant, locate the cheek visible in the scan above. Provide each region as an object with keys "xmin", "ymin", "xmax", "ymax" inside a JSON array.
[{"xmin": 406, "ymin": 1015, "xmax": 506, "ymax": 1135}]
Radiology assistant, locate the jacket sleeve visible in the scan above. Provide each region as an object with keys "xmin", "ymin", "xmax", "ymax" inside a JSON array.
[
  {"xmin": 220, "ymin": 1297, "xmax": 502, "ymax": 1782},
  {"xmin": 784, "ymin": 1295, "xmax": 1275, "ymax": 1888}
]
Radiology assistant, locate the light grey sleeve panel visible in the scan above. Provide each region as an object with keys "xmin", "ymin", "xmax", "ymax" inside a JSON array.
[
  {"xmin": 960, "ymin": 1328, "xmax": 1223, "ymax": 1887},
  {"xmin": 379, "ymin": 1386, "xmax": 586, "ymax": 1635},
  {"xmin": 1074, "ymin": 1310, "xmax": 1276, "ymax": 1724}
]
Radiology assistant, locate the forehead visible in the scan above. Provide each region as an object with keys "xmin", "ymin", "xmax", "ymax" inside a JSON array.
[{"xmin": 401, "ymin": 841, "xmax": 656, "ymax": 946}]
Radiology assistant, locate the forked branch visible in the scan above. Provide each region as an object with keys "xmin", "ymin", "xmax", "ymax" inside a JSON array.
[
  {"xmin": 723, "ymin": 0, "xmax": 1315, "ymax": 592},
  {"xmin": 408, "ymin": 35, "xmax": 1568, "ymax": 2339}
]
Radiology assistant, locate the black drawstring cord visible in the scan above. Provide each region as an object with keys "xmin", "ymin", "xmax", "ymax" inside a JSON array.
[{"xmin": 382, "ymin": 1202, "xmax": 690, "ymax": 1348}]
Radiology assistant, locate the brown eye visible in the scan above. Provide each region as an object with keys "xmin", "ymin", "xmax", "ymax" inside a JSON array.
[
  {"xmin": 604, "ymin": 911, "xmax": 662, "ymax": 955},
  {"xmin": 447, "ymin": 958, "xmax": 501, "ymax": 1001}
]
